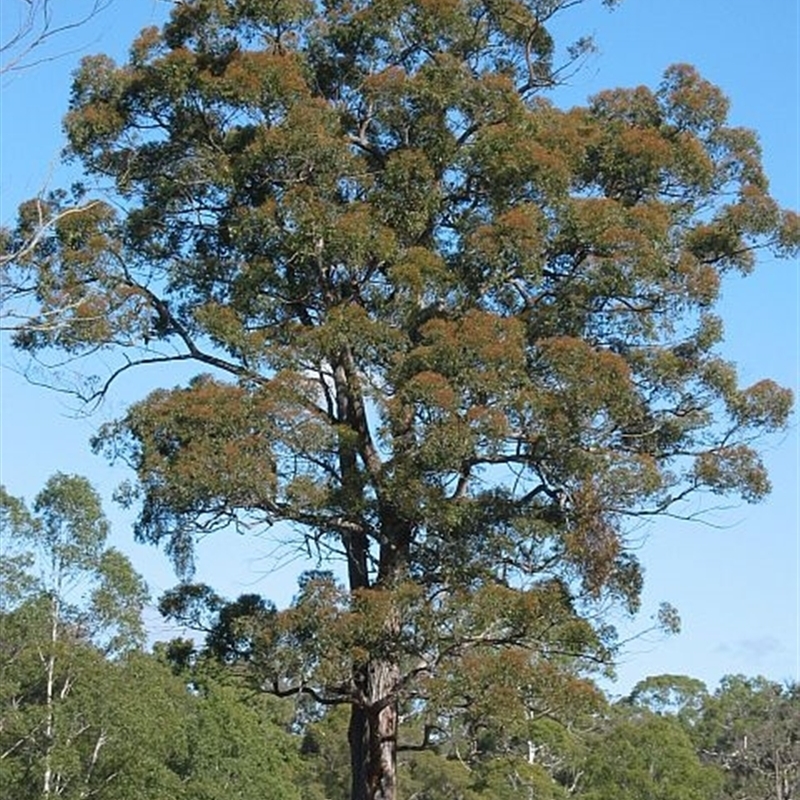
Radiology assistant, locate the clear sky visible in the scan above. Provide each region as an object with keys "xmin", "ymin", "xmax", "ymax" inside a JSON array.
[{"xmin": 1, "ymin": 0, "xmax": 798, "ymax": 694}]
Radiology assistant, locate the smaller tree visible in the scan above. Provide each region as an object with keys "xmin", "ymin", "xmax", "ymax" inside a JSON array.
[
  {"xmin": 1, "ymin": 474, "xmax": 149, "ymax": 654},
  {"xmin": 626, "ymin": 673, "xmax": 709, "ymax": 728},
  {"xmin": 0, "ymin": 474, "xmax": 148, "ymax": 797}
]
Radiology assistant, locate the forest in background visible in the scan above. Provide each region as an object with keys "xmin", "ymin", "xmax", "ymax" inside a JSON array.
[{"xmin": 2, "ymin": 475, "xmax": 798, "ymax": 799}]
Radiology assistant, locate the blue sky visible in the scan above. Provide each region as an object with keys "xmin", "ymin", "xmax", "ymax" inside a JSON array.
[{"xmin": 1, "ymin": 0, "xmax": 798, "ymax": 693}]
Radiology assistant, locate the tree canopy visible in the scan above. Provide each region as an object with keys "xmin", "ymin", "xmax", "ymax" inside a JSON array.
[{"xmin": 2, "ymin": 0, "xmax": 798, "ymax": 797}]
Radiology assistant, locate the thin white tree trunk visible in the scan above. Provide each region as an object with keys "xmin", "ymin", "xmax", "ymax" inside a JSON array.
[{"xmin": 43, "ymin": 592, "xmax": 58, "ymax": 797}]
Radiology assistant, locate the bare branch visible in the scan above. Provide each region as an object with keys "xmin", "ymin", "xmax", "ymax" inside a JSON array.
[{"xmin": 1, "ymin": 0, "xmax": 114, "ymax": 76}]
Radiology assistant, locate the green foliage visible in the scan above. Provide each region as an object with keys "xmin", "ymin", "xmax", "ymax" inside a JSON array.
[
  {"xmin": 0, "ymin": 625, "xmax": 304, "ymax": 799},
  {"xmin": 0, "ymin": 478, "xmax": 303, "ymax": 800},
  {"xmin": 300, "ymin": 707, "xmax": 577, "ymax": 800},
  {"xmin": 602, "ymin": 673, "xmax": 800, "ymax": 800},
  {"xmin": 299, "ymin": 704, "xmax": 352, "ymax": 800},
  {"xmin": 162, "ymin": 572, "xmax": 608, "ymax": 757},
  {"xmin": 579, "ymin": 711, "xmax": 723, "ymax": 800},
  {"xmin": 626, "ymin": 673, "xmax": 709, "ymax": 725},
  {"xmin": 177, "ymin": 682, "xmax": 303, "ymax": 800}
]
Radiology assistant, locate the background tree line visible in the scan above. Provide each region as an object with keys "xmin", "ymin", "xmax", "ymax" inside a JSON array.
[{"xmin": 2, "ymin": 475, "xmax": 798, "ymax": 799}]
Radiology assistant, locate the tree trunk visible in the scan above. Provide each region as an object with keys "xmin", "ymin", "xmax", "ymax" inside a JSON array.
[
  {"xmin": 348, "ymin": 520, "xmax": 406, "ymax": 800},
  {"xmin": 333, "ymin": 345, "xmax": 406, "ymax": 799},
  {"xmin": 349, "ymin": 660, "xmax": 399, "ymax": 800},
  {"xmin": 349, "ymin": 704, "xmax": 370, "ymax": 800},
  {"xmin": 43, "ymin": 591, "xmax": 59, "ymax": 797}
]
